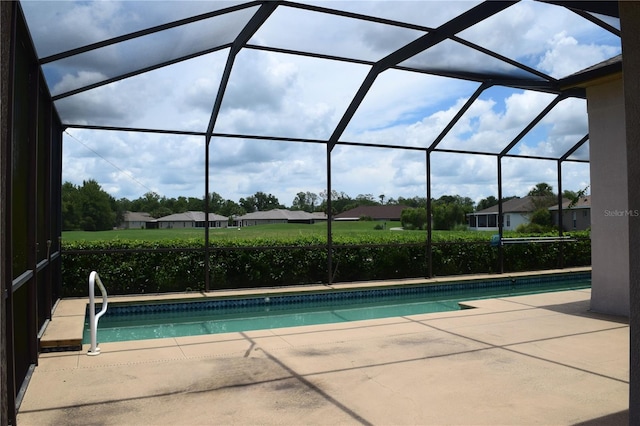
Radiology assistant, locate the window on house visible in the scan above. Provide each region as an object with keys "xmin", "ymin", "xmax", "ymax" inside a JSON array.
[
  {"xmin": 572, "ymin": 211, "xmax": 577, "ymax": 229},
  {"xmin": 506, "ymin": 214, "xmax": 511, "ymax": 227}
]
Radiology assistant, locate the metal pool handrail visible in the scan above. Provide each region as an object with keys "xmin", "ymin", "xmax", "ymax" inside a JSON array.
[
  {"xmin": 501, "ymin": 236, "xmax": 577, "ymax": 244},
  {"xmin": 88, "ymin": 271, "xmax": 108, "ymax": 356},
  {"xmin": 491, "ymin": 235, "xmax": 577, "ymax": 246}
]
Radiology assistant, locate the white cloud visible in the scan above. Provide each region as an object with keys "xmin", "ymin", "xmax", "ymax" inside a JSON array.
[
  {"xmin": 516, "ymin": 98, "xmax": 588, "ymax": 158},
  {"xmin": 55, "ymin": 80, "xmax": 131, "ymax": 125},
  {"xmin": 402, "ymin": 90, "xmax": 557, "ymax": 154},
  {"xmin": 64, "ymin": 130, "xmax": 205, "ymax": 200},
  {"xmin": 53, "ymin": 71, "xmax": 108, "ymax": 95},
  {"xmin": 344, "ymin": 70, "xmax": 477, "ymax": 138},
  {"xmin": 538, "ymin": 32, "xmax": 620, "ymax": 78},
  {"xmin": 21, "ymin": 1, "xmax": 123, "ymax": 57},
  {"xmin": 458, "ymin": 1, "xmax": 620, "ymax": 78},
  {"xmin": 212, "ymin": 51, "xmax": 369, "ymax": 140},
  {"xmin": 304, "ymin": 1, "xmax": 481, "ymax": 30}
]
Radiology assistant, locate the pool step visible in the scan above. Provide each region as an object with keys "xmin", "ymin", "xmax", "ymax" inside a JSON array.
[
  {"xmin": 40, "ymin": 299, "xmax": 86, "ymax": 352},
  {"xmin": 40, "ymin": 341, "xmax": 82, "ymax": 353}
]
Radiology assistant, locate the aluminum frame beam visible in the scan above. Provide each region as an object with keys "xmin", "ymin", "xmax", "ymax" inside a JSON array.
[{"xmin": 327, "ymin": 1, "xmax": 517, "ymax": 152}]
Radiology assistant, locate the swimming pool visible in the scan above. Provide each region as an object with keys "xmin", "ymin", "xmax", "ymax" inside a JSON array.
[{"xmin": 84, "ymin": 273, "xmax": 590, "ymax": 343}]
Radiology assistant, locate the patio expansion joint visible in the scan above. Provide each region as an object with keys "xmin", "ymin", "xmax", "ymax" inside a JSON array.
[
  {"xmin": 74, "ymin": 352, "xmax": 277, "ymax": 371},
  {"xmin": 267, "ymin": 329, "xmax": 429, "ymax": 353},
  {"xmin": 168, "ymin": 352, "xmax": 261, "ymax": 361},
  {"xmin": 405, "ymin": 307, "xmax": 541, "ymax": 329},
  {"xmin": 81, "ymin": 357, "xmax": 192, "ymax": 369},
  {"xmin": 413, "ymin": 317, "xmax": 630, "ymax": 385}
]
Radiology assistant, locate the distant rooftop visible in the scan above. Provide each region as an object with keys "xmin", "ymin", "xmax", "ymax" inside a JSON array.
[
  {"xmin": 123, "ymin": 211, "xmax": 154, "ymax": 222},
  {"xmin": 549, "ymin": 195, "xmax": 591, "ymax": 210},
  {"xmin": 237, "ymin": 209, "xmax": 326, "ymax": 221},
  {"xmin": 472, "ymin": 196, "xmax": 570, "ymax": 214},
  {"xmin": 156, "ymin": 211, "xmax": 228, "ymax": 222},
  {"xmin": 335, "ymin": 205, "xmax": 408, "ymax": 221}
]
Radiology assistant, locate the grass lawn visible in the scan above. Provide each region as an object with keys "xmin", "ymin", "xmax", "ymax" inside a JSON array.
[{"xmin": 61, "ymin": 221, "xmax": 496, "ymax": 243}]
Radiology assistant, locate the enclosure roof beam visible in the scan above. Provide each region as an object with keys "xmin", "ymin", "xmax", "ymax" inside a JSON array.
[
  {"xmin": 430, "ymin": 147, "xmax": 589, "ymax": 163},
  {"xmin": 65, "ymin": 124, "xmax": 208, "ymax": 137},
  {"xmin": 205, "ymin": 1, "xmax": 280, "ymax": 141},
  {"xmin": 245, "ymin": 44, "xmax": 560, "ymax": 93},
  {"xmin": 502, "ymin": 152, "xmax": 589, "ymax": 163},
  {"xmin": 540, "ymin": 1, "xmax": 619, "ymax": 18},
  {"xmin": 450, "ymin": 36, "xmax": 557, "ymax": 83},
  {"xmin": 39, "ymin": 2, "xmax": 261, "ymax": 64},
  {"xmin": 280, "ymin": 1, "xmax": 436, "ymax": 32},
  {"xmin": 64, "ymin": 122, "xmax": 588, "ymax": 163},
  {"xmin": 52, "ymin": 44, "xmax": 231, "ymax": 101},
  {"xmin": 560, "ymin": 134, "xmax": 590, "ymax": 161},
  {"xmin": 566, "ymin": 8, "xmax": 621, "ymax": 36},
  {"xmin": 428, "ymin": 82, "xmax": 492, "ymax": 151},
  {"xmin": 499, "ymin": 92, "xmax": 569, "ymax": 158},
  {"xmin": 326, "ymin": 1, "xmax": 516, "ymax": 152}
]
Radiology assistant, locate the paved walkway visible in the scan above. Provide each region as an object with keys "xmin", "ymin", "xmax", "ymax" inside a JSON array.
[{"xmin": 18, "ymin": 285, "xmax": 628, "ymax": 425}]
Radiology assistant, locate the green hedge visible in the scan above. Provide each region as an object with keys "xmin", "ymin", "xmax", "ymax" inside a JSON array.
[{"xmin": 61, "ymin": 236, "xmax": 591, "ymax": 297}]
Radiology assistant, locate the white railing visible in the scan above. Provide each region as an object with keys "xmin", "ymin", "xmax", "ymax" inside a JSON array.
[
  {"xmin": 87, "ymin": 271, "xmax": 108, "ymax": 356},
  {"xmin": 491, "ymin": 235, "xmax": 577, "ymax": 246},
  {"xmin": 500, "ymin": 236, "xmax": 577, "ymax": 244}
]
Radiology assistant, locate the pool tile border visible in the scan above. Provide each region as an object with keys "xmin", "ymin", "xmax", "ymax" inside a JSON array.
[{"xmin": 100, "ymin": 271, "xmax": 591, "ymax": 316}]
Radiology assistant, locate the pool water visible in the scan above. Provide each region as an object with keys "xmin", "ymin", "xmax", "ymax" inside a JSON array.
[{"xmin": 84, "ymin": 275, "xmax": 590, "ymax": 343}]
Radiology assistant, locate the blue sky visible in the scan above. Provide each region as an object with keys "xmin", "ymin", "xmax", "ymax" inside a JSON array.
[{"xmin": 21, "ymin": 1, "xmax": 619, "ymax": 206}]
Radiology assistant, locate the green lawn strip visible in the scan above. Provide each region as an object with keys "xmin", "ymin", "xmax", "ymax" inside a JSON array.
[
  {"xmin": 62, "ymin": 223, "xmax": 589, "ymax": 245},
  {"xmin": 61, "ymin": 222, "xmax": 529, "ymax": 244}
]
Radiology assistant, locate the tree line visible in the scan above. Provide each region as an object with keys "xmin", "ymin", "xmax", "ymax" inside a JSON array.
[{"xmin": 62, "ymin": 180, "xmax": 583, "ymax": 232}]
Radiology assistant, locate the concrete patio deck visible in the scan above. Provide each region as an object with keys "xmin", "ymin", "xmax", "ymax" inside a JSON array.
[{"xmin": 17, "ymin": 282, "xmax": 628, "ymax": 425}]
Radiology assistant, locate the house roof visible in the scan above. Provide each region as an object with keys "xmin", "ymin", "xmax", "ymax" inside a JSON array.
[
  {"xmin": 548, "ymin": 195, "xmax": 591, "ymax": 210},
  {"xmin": 123, "ymin": 211, "xmax": 153, "ymax": 222},
  {"xmin": 472, "ymin": 196, "xmax": 569, "ymax": 215},
  {"xmin": 156, "ymin": 211, "xmax": 228, "ymax": 222},
  {"xmin": 559, "ymin": 55, "xmax": 622, "ymax": 89},
  {"xmin": 334, "ymin": 205, "xmax": 408, "ymax": 220},
  {"xmin": 237, "ymin": 209, "xmax": 325, "ymax": 221},
  {"xmin": 309, "ymin": 212, "xmax": 328, "ymax": 220}
]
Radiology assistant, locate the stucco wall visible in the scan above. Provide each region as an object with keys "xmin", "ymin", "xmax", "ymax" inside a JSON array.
[
  {"xmin": 588, "ymin": 77, "xmax": 630, "ymax": 316},
  {"xmin": 506, "ymin": 213, "xmax": 528, "ymax": 231},
  {"xmin": 159, "ymin": 221, "xmax": 194, "ymax": 229},
  {"xmin": 468, "ymin": 212, "xmax": 529, "ymax": 231},
  {"xmin": 621, "ymin": 3, "xmax": 640, "ymax": 421},
  {"xmin": 551, "ymin": 209, "xmax": 590, "ymax": 231}
]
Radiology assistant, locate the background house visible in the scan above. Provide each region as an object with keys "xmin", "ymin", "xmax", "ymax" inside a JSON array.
[
  {"xmin": 237, "ymin": 209, "xmax": 326, "ymax": 227},
  {"xmin": 467, "ymin": 196, "xmax": 544, "ymax": 231},
  {"xmin": 549, "ymin": 195, "xmax": 591, "ymax": 231},
  {"xmin": 334, "ymin": 205, "xmax": 408, "ymax": 221},
  {"xmin": 120, "ymin": 211, "xmax": 153, "ymax": 229},
  {"xmin": 156, "ymin": 211, "xmax": 229, "ymax": 228}
]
